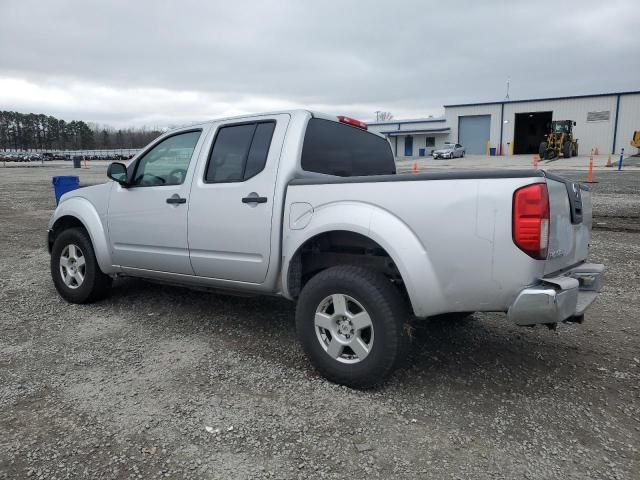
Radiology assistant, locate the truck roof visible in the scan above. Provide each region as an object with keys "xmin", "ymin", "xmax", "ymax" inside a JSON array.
[{"xmin": 168, "ymin": 110, "xmax": 358, "ymax": 133}]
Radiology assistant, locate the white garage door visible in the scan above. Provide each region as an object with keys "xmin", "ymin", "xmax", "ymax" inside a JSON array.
[{"xmin": 459, "ymin": 115, "xmax": 491, "ymax": 155}]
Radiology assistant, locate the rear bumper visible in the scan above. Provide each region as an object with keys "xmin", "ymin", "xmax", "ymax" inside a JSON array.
[{"xmin": 507, "ymin": 263, "xmax": 605, "ymax": 326}]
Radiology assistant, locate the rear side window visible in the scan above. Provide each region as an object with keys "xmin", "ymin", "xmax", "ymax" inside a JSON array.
[
  {"xmin": 301, "ymin": 118, "xmax": 395, "ymax": 176},
  {"xmin": 205, "ymin": 121, "xmax": 275, "ymax": 183}
]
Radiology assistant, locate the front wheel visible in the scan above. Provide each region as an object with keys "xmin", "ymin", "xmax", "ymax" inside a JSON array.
[
  {"xmin": 296, "ymin": 266, "xmax": 409, "ymax": 388},
  {"xmin": 539, "ymin": 142, "xmax": 547, "ymax": 158},
  {"xmin": 51, "ymin": 227, "xmax": 112, "ymax": 303}
]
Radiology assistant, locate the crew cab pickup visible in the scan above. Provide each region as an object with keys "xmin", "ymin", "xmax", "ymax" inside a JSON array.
[{"xmin": 48, "ymin": 110, "xmax": 604, "ymax": 387}]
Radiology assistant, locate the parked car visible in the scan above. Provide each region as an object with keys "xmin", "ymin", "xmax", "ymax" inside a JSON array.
[
  {"xmin": 433, "ymin": 143, "xmax": 465, "ymax": 159},
  {"xmin": 13, "ymin": 152, "xmax": 31, "ymax": 162},
  {"xmin": 47, "ymin": 110, "xmax": 604, "ymax": 388}
]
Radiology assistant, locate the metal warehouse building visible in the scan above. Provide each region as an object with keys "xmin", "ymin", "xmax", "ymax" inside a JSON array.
[{"xmin": 368, "ymin": 90, "xmax": 640, "ymax": 158}]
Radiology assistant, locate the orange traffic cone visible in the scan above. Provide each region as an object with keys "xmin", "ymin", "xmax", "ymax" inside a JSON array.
[
  {"xmin": 588, "ymin": 151, "xmax": 594, "ymax": 183},
  {"xmin": 606, "ymin": 155, "xmax": 613, "ymax": 167},
  {"xmin": 411, "ymin": 161, "xmax": 419, "ymax": 174},
  {"xmin": 533, "ymin": 154, "xmax": 539, "ymax": 169}
]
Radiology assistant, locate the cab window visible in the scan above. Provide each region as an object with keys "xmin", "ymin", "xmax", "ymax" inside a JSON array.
[
  {"xmin": 204, "ymin": 121, "xmax": 276, "ymax": 183},
  {"xmin": 132, "ymin": 130, "xmax": 201, "ymax": 186}
]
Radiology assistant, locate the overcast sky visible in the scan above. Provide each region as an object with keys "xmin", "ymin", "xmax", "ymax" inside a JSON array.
[{"xmin": 1, "ymin": 0, "xmax": 638, "ymax": 127}]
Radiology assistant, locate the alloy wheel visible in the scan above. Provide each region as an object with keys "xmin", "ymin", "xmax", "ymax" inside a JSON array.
[
  {"xmin": 59, "ymin": 244, "xmax": 86, "ymax": 289},
  {"xmin": 314, "ymin": 294, "xmax": 375, "ymax": 364}
]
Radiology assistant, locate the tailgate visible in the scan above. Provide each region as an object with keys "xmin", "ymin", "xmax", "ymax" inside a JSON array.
[{"xmin": 544, "ymin": 174, "xmax": 592, "ymax": 275}]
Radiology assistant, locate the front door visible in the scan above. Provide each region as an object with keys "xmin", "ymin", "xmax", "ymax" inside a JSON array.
[
  {"xmin": 188, "ymin": 114, "xmax": 290, "ymax": 283},
  {"xmin": 107, "ymin": 129, "xmax": 205, "ymax": 274},
  {"xmin": 404, "ymin": 135, "xmax": 413, "ymax": 156}
]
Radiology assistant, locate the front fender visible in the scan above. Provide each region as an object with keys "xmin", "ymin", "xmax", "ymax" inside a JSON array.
[
  {"xmin": 282, "ymin": 201, "xmax": 445, "ymax": 317},
  {"xmin": 49, "ymin": 197, "xmax": 115, "ymax": 274}
]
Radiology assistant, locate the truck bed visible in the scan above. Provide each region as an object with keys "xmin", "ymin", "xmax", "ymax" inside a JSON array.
[{"xmin": 285, "ymin": 169, "xmax": 592, "ymax": 317}]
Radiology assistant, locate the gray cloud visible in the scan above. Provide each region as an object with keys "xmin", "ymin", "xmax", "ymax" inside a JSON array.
[{"xmin": 0, "ymin": 0, "xmax": 638, "ymax": 126}]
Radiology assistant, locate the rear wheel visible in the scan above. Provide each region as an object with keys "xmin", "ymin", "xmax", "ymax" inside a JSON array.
[
  {"xmin": 563, "ymin": 141, "xmax": 572, "ymax": 158},
  {"xmin": 296, "ymin": 266, "xmax": 409, "ymax": 388},
  {"xmin": 51, "ymin": 227, "xmax": 112, "ymax": 303}
]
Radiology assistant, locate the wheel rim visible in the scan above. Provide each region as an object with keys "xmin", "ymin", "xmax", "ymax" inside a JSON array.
[
  {"xmin": 59, "ymin": 244, "xmax": 86, "ymax": 289},
  {"xmin": 314, "ymin": 294, "xmax": 374, "ymax": 364}
]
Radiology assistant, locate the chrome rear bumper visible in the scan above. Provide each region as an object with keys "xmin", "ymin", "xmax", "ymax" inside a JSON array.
[{"xmin": 508, "ymin": 263, "xmax": 605, "ymax": 326}]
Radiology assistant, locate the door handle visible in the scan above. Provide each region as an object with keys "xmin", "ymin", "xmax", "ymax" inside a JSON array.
[
  {"xmin": 166, "ymin": 194, "xmax": 186, "ymax": 205},
  {"xmin": 242, "ymin": 194, "xmax": 268, "ymax": 204}
]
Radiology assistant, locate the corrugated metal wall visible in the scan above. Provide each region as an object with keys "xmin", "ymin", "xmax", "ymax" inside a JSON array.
[
  {"xmin": 503, "ymin": 96, "xmax": 617, "ymax": 155},
  {"xmin": 616, "ymin": 93, "xmax": 640, "ymax": 154}
]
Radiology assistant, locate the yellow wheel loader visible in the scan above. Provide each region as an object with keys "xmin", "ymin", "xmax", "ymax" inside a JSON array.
[
  {"xmin": 539, "ymin": 120, "xmax": 579, "ymax": 160},
  {"xmin": 631, "ymin": 130, "xmax": 640, "ymax": 155}
]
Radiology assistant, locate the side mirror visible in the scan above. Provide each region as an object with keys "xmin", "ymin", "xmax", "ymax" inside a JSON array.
[{"xmin": 107, "ymin": 162, "xmax": 129, "ymax": 186}]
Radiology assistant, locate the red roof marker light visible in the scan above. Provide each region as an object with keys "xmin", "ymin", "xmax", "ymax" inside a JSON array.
[{"xmin": 337, "ymin": 116, "xmax": 368, "ymax": 130}]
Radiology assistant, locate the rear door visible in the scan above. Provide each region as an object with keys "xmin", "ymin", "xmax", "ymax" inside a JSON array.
[
  {"xmin": 544, "ymin": 176, "xmax": 592, "ymax": 274},
  {"xmin": 187, "ymin": 114, "xmax": 290, "ymax": 283}
]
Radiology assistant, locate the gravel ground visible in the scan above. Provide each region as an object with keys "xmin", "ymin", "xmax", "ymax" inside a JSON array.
[{"xmin": 1, "ymin": 165, "xmax": 639, "ymax": 479}]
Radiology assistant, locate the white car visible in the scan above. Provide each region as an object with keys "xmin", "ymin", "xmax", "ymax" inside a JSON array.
[
  {"xmin": 433, "ymin": 143, "xmax": 465, "ymax": 159},
  {"xmin": 47, "ymin": 110, "xmax": 604, "ymax": 388}
]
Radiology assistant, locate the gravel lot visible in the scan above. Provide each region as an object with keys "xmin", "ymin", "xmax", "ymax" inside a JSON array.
[{"xmin": 1, "ymin": 165, "xmax": 638, "ymax": 479}]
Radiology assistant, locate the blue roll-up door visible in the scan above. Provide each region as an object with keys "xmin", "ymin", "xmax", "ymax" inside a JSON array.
[{"xmin": 458, "ymin": 115, "xmax": 491, "ymax": 154}]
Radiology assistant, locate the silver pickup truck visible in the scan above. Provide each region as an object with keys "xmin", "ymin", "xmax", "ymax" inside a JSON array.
[{"xmin": 48, "ymin": 110, "xmax": 604, "ymax": 387}]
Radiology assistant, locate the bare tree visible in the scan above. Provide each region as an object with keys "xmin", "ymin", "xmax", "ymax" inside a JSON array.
[{"xmin": 375, "ymin": 111, "xmax": 394, "ymax": 122}]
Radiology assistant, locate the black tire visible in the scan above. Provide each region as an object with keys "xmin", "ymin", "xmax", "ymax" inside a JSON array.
[
  {"xmin": 51, "ymin": 227, "xmax": 112, "ymax": 303},
  {"xmin": 539, "ymin": 142, "xmax": 547, "ymax": 158},
  {"xmin": 573, "ymin": 143, "xmax": 579, "ymax": 157},
  {"xmin": 296, "ymin": 266, "xmax": 409, "ymax": 389},
  {"xmin": 563, "ymin": 141, "xmax": 572, "ymax": 159}
]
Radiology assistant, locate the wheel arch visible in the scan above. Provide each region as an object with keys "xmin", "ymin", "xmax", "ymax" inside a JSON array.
[
  {"xmin": 282, "ymin": 202, "xmax": 445, "ymax": 317},
  {"xmin": 48, "ymin": 198, "xmax": 114, "ymax": 273}
]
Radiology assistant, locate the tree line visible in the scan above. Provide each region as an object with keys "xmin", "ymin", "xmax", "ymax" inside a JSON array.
[{"xmin": 0, "ymin": 111, "xmax": 162, "ymax": 151}]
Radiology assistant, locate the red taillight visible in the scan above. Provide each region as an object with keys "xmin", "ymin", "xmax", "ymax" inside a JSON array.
[
  {"xmin": 337, "ymin": 115, "xmax": 368, "ymax": 130},
  {"xmin": 512, "ymin": 183, "xmax": 550, "ymax": 260}
]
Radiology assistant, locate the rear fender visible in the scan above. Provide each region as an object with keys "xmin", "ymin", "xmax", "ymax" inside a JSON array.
[
  {"xmin": 282, "ymin": 201, "xmax": 445, "ymax": 317},
  {"xmin": 49, "ymin": 197, "xmax": 115, "ymax": 274}
]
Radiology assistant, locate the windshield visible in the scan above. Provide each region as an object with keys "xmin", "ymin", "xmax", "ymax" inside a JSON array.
[{"xmin": 553, "ymin": 123, "xmax": 570, "ymax": 133}]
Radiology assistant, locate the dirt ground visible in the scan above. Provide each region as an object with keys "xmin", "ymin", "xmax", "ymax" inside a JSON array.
[{"xmin": 1, "ymin": 164, "xmax": 638, "ymax": 479}]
